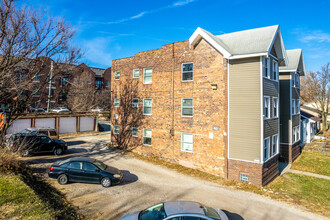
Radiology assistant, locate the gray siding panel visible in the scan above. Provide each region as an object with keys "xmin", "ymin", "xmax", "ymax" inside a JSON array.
[
  {"xmin": 292, "ymin": 87, "xmax": 300, "ymax": 99},
  {"xmin": 264, "ymin": 119, "xmax": 279, "ymax": 137},
  {"xmin": 292, "ymin": 114, "xmax": 300, "ymax": 127},
  {"xmin": 263, "ymin": 78, "xmax": 279, "ymax": 97},
  {"xmin": 279, "ymin": 78, "xmax": 291, "ymax": 143}
]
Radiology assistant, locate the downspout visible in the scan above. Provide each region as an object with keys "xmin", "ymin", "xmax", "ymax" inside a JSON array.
[{"xmin": 172, "ymin": 43, "xmax": 175, "ymax": 152}]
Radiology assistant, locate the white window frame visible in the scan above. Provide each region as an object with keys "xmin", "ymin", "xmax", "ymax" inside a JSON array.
[
  {"xmin": 181, "ymin": 133, "xmax": 193, "ymax": 152},
  {"xmin": 293, "ymin": 126, "xmax": 296, "ymax": 142},
  {"xmin": 294, "ymin": 126, "xmax": 300, "ymax": 143},
  {"xmin": 273, "ymin": 97, "xmax": 279, "ymax": 118},
  {"xmin": 114, "ymin": 71, "xmax": 120, "ymax": 80},
  {"xmin": 272, "ymin": 134, "xmax": 278, "ymax": 155},
  {"xmin": 114, "ymin": 125, "xmax": 120, "ymax": 134},
  {"xmin": 132, "ymin": 127, "xmax": 138, "ymax": 137},
  {"xmin": 133, "ymin": 69, "xmax": 139, "ymax": 78},
  {"xmin": 143, "ymin": 68, "xmax": 152, "ymax": 84},
  {"xmin": 296, "ymin": 99, "xmax": 300, "ymax": 114},
  {"xmin": 114, "ymin": 98, "xmax": 120, "ymax": 107},
  {"xmin": 132, "ymin": 98, "xmax": 139, "ymax": 108},
  {"xmin": 142, "ymin": 128, "xmax": 152, "ymax": 146},
  {"xmin": 264, "ymin": 96, "xmax": 270, "ymax": 119},
  {"xmin": 263, "ymin": 57, "xmax": 270, "ymax": 79},
  {"xmin": 263, "ymin": 137, "xmax": 270, "ymax": 161},
  {"xmin": 181, "ymin": 98, "xmax": 193, "ymax": 117},
  {"xmin": 143, "ymin": 98, "xmax": 152, "ymax": 115},
  {"xmin": 181, "ymin": 62, "xmax": 193, "ymax": 82},
  {"xmin": 292, "ymin": 99, "xmax": 296, "ymax": 115},
  {"xmin": 272, "ymin": 60, "xmax": 278, "ymax": 81}
]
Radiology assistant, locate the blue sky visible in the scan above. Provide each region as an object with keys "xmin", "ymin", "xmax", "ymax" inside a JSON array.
[{"xmin": 23, "ymin": 0, "xmax": 330, "ymax": 72}]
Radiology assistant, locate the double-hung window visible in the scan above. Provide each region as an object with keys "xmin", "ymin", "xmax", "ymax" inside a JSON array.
[
  {"xmin": 296, "ymin": 74, "xmax": 300, "ymax": 88},
  {"xmin": 273, "ymin": 97, "xmax": 278, "ymax": 118},
  {"xmin": 132, "ymin": 127, "xmax": 138, "ymax": 137},
  {"xmin": 182, "ymin": 63, "xmax": 193, "ymax": 81},
  {"xmin": 263, "ymin": 58, "xmax": 270, "ymax": 78},
  {"xmin": 114, "ymin": 98, "xmax": 120, "ymax": 107},
  {"xmin": 264, "ymin": 97, "xmax": 270, "ymax": 119},
  {"xmin": 292, "ymin": 73, "xmax": 296, "ymax": 87},
  {"xmin": 143, "ymin": 68, "xmax": 152, "ymax": 84},
  {"xmin": 132, "ymin": 98, "xmax": 139, "ymax": 108},
  {"xmin": 114, "ymin": 71, "xmax": 120, "ymax": 80},
  {"xmin": 182, "ymin": 98, "xmax": 193, "ymax": 117},
  {"xmin": 143, "ymin": 99, "xmax": 152, "ymax": 115},
  {"xmin": 264, "ymin": 137, "xmax": 270, "ymax": 161},
  {"xmin": 293, "ymin": 127, "xmax": 296, "ymax": 142},
  {"xmin": 133, "ymin": 69, "xmax": 139, "ymax": 78},
  {"xmin": 114, "ymin": 125, "xmax": 119, "ymax": 134},
  {"xmin": 292, "ymin": 99, "xmax": 296, "ymax": 115},
  {"xmin": 272, "ymin": 134, "xmax": 278, "ymax": 155},
  {"xmin": 296, "ymin": 99, "xmax": 300, "ymax": 114},
  {"xmin": 181, "ymin": 133, "xmax": 193, "ymax": 152},
  {"xmin": 143, "ymin": 129, "xmax": 152, "ymax": 145},
  {"xmin": 272, "ymin": 61, "xmax": 278, "ymax": 81}
]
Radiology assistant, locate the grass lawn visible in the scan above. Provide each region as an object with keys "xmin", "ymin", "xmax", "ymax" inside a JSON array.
[
  {"xmin": 291, "ymin": 149, "xmax": 330, "ymax": 176},
  {"xmin": 124, "ymin": 150, "xmax": 330, "ymax": 217}
]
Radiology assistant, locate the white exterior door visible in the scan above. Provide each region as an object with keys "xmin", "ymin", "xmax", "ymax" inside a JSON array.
[
  {"xmin": 35, "ymin": 118, "xmax": 55, "ymax": 129},
  {"xmin": 80, "ymin": 117, "xmax": 94, "ymax": 132},
  {"xmin": 59, "ymin": 117, "xmax": 76, "ymax": 134},
  {"xmin": 6, "ymin": 119, "xmax": 31, "ymax": 134}
]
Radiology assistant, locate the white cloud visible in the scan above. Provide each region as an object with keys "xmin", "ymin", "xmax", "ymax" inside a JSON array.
[
  {"xmin": 87, "ymin": 0, "xmax": 198, "ymax": 25},
  {"xmin": 299, "ymin": 30, "xmax": 330, "ymax": 43}
]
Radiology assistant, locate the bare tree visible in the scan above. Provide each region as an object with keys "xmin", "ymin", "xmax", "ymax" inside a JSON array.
[
  {"xmin": 94, "ymin": 90, "xmax": 111, "ymax": 111},
  {"xmin": 0, "ymin": 0, "xmax": 81, "ymax": 146},
  {"xmin": 301, "ymin": 62, "xmax": 330, "ymax": 131},
  {"xmin": 110, "ymin": 79, "xmax": 144, "ymax": 150},
  {"xmin": 66, "ymin": 73, "xmax": 95, "ymax": 112}
]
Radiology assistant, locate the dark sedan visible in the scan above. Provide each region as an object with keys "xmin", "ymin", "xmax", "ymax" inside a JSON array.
[{"xmin": 48, "ymin": 157, "xmax": 123, "ymax": 187}]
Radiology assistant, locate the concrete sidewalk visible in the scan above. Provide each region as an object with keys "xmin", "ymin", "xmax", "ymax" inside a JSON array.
[{"xmin": 287, "ymin": 169, "xmax": 330, "ymax": 180}]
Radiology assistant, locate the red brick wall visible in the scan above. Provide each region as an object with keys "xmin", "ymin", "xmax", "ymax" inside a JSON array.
[{"xmin": 111, "ymin": 39, "xmax": 228, "ymax": 177}]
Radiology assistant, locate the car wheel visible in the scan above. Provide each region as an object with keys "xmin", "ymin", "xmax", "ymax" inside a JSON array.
[
  {"xmin": 101, "ymin": 177, "xmax": 111, "ymax": 187},
  {"xmin": 57, "ymin": 174, "xmax": 68, "ymax": 185},
  {"xmin": 54, "ymin": 148, "xmax": 63, "ymax": 155}
]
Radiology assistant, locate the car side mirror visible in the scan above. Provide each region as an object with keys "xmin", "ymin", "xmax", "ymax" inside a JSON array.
[{"xmin": 95, "ymin": 169, "xmax": 100, "ymax": 172}]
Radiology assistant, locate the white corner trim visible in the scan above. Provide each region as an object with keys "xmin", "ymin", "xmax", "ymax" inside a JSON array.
[
  {"xmin": 260, "ymin": 57, "xmax": 264, "ymax": 163},
  {"xmin": 189, "ymin": 27, "xmax": 231, "ymax": 58}
]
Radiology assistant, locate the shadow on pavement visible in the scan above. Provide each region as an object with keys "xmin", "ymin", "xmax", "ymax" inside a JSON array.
[
  {"xmin": 223, "ymin": 210, "xmax": 244, "ymax": 220},
  {"xmin": 121, "ymin": 170, "xmax": 138, "ymax": 185},
  {"xmin": 66, "ymin": 140, "xmax": 86, "ymax": 146}
]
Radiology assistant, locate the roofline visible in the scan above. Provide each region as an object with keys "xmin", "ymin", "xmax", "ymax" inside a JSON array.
[
  {"xmin": 229, "ymin": 52, "xmax": 268, "ymax": 60},
  {"xmin": 189, "ymin": 27, "xmax": 231, "ymax": 58},
  {"xmin": 267, "ymin": 26, "xmax": 288, "ymax": 66},
  {"xmin": 279, "ymin": 69, "xmax": 297, "ymax": 72},
  {"xmin": 301, "ymin": 114, "xmax": 317, "ymax": 122}
]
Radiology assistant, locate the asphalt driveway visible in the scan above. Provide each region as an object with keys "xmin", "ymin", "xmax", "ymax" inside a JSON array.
[{"xmin": 23, "ymin": 132, "xmax": 324, "ymax": 220}]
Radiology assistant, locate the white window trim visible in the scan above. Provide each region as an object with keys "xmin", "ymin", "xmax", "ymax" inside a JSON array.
[
  {"xmin": 293, "ymin": 125, "xmax": 300, "ymax": 143},
  {"xmin": 272, "ymin": 134, "xmax": 279, "ymax": 155},
  {"xmin": 181, "ymin": 133, "xmax": 193, "ymax": 152},
  {"xmin": 263, "ymin": 137, "xmax": 270, "ymax": 161},
  {"xmin": 263, "ymin": 57, "xmax": 270, "ymax": 79},
  {"xmin": 114, "ymin": 71, "xmax": 120, "ymax": 80},
  {"xmin": 264, "ymin": 96, "xmax": 270, "ymax": 120},
  {"xmin": 114, "ymin": 125, "xmax": 120, "ymax": 134},
  {"xmin": 132, "ymin": 127, "xmax": 138, "ymax": 137},
  {"xmin": 181, "ymin": 62, "xmax": 194, "ymax": 82},
  {"xmin": 292, "ymin": 99, "xmax": 296, "ymax": 115},
  {"xmin": 292, "ymin": 73, "xmax": 296, "ymax": 87},
  {"xmin": 272, "ymin": 97, "xmax": 279, "ymax": 118},
  {"xmin": 143, "ymin": 98, "xmax": 152, "ymax": 115},
  {"xmin": 272, "ymin": 60, "xmax": 278, "ymax": 81},
  {"xmin": 181, "ymin": 98, "xmax": 193, "ymax": 117},
  {"xmin": 143, "ymin": 68, "xmax": 152, "ymax": 84},
  {"xmin": 133, "ymin": 69, "xmax": 139, "ymax": 78},
  {"xmin": 132, "ymin": 98, "xmax": 139, "ymax": 108},
  {"xmin": 142, "ymin": 128, "xmax": 152, "ymax": 146},
  {"xmin": 297, "ymin": 99, "xmax": 300, "ymax": 114},
  {"xmin": 114, "ymin": 98, "xmax": 120, "ymax": 107}
]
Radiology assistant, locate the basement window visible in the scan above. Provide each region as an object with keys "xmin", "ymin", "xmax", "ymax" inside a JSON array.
[
  {"xmin": 182, "ymin": 63, "xmax": 193, "ymax": 81},
  {"xmin": 240, "ymin": 174, "xmax": 249, "ymax": 183}
]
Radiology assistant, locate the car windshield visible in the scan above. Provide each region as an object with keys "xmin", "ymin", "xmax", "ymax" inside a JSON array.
[
  {"xmin": 139, "ymin": 203, "xmax": 167, "ymax": 220},
  {"xmin": 203, "ymin": 206, "xmax": 221, "ymax": 220},
  {"xmin": 20, "ymin": 129, "xmax": 35, "ymax": 134},
  {"xmin": 92, "ymin": 160, "xmax": 107, "ymax": 170}
]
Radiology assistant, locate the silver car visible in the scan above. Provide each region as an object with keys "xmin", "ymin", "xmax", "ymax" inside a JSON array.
[{"xmin": 120, "ymin": 201, "xmax": 229, "ymax": 220}]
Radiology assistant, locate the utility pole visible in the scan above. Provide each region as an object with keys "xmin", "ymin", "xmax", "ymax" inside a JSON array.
[{"xmin": 47, "ymin": 61, "xmax": 53, "ymax": 112}]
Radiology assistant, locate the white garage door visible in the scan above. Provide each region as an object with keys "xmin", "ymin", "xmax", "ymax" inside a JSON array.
[
  {"xmin": 35, "ymin": 118, "xmax": 55, "ymax": 129},
  {"xmin": 59, "ymin": 117, "xmax": 76, "ymax": 134},
  {"xmin": 80, "ymin": 117, "xmax": 94, "ymax": 132},
  {"xmin": 6, "ymin": 119, "xmax": 31, "ymax": 134}
]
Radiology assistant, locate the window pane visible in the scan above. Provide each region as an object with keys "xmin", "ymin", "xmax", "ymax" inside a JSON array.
[
  {"xmin": 143, "ymin": 137, "xmax": 152, "ymax": 145},
  {"xmin": 182, "ymin": 133, "xmax": 193, "ymax": 143},
  {"xmin": 182, "ymin": 108, "xmax": 193, "ymax": 116},
  {"xmin": 133, "ymin": 69, "xmax": 139, "ymax": 77},
  {"xmin": 144, "ymin": 75, "xmax": 152, "ymax": 84},
  {"xmin": 183, "ymin": 63, "xmax": 193, "ymax": 71},
  {"xmin": 144, "ymin": 99, "xmax": 152, "ymax": 107},
  {"xmin": 132, "ymin": 128, "xmax": 138, "ymax": 136},
  {"xmin": 84, "ymin": 163, "xmax": 97, "ymax": 171},
  {"xmin": 182, "ymin": 143, "xmax": 193, "ymax": 151},
  {"xmin": 68, "ymin": 162, "xmax": 82, "ymax": 169},
  {"xmin": 182, "ymin": 72, "xmax": 193, "ymax": 81},
  {"xmin": 144, "ymin": 107, "xmax": 152, "ymax": 114},
  {"xmin": 182, "ymin": 99, "xmax": 193, "ymax": 107},
  {"xmin": 144, "ymin": 129, "xmax": 152, "ymax": 137}
]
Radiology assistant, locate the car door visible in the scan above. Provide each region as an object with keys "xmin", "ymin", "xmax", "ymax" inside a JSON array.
[
  {"xmin": 39, "ymin": 136, "xmax": 53, "ymax": 152},
  {"xmin": 67, "ymin": 162, "xmax": 85, "ymax": 182},
  {"xmin": 83, "ymin": 162, "xmax": 102, "ymax": 183}
]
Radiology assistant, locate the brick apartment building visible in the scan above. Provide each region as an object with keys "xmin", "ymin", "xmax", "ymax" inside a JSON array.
[
  {"xmin": 24, "ymin": 58, "xmax": 111, "ymax": 110},
  {"xmin": 111, "ymin": 25, "xmax": 305, "ymax": 186}
]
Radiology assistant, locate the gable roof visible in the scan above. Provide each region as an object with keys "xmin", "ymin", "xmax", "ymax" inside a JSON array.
[
  {"xmin": 301, "ymin": 109, "xmax": 321, "ymax": 122},
  {"xmin": 189, "ymin": 25, "xmax": 287, "ymax": 65},
  {"xmin": 279, "ymin": 49, "xmax": 306, "ymax": 76}
]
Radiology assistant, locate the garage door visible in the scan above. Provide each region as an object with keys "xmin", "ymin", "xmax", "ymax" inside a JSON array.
[
  {"xmin": 6, "ymin": 119, "xmax": 31, "ymax": 134},
  {"xmin": 35, "ymin": 118, "xmax": 55, "ymax": 129},
  {"xmin": 59, "ymin": 117, "xmax": 76, "ymax": 134},
  {"xmin": 80, "ymin": 117, "xmax": 94, "ymax": 132}
]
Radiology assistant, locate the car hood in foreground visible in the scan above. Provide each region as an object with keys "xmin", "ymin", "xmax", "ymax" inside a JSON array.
[
  {"xmin": 105, "ymin": 166, "xmax": 121, "ymax": 175},
  {"xmin": 120, "ymin": 211, "xmax": 140, "ymax": 220},
  {"xmin": 54, "ymin": 139, "xmax": 66, "ymax": 144}
]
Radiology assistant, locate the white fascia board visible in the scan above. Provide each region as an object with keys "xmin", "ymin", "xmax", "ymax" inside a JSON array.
[
  {"xmin": 300, "ymin": 50, "xmax": 307, "ymax": 76},
  {"xmin": 279, "ymin": 69, "xmax": 297, "ymax": 72},
  {"xmin": 189, "ymin": 27, "xmax": 231, "ymax": 58},
  {"xmin": 267, "ymin": 26, "xmax": 288, "ymax": 67},
  {"xmin": 229, "ymin": 52, "xmax": 268, "ymax": 60}
]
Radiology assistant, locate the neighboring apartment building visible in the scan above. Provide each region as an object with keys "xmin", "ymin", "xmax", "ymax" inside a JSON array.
[
  {"xmin": 279, "ymin": 49, "xmax": 306, "ymax": 163},
  {"xmin": 111, "ymin": 25, "xmax": 294, "ymax": 186}
]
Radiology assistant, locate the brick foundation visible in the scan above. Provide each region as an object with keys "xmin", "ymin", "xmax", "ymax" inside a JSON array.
[{"xmin": 280, "ymin": 142, "xmax": 301, "ymax": 163}]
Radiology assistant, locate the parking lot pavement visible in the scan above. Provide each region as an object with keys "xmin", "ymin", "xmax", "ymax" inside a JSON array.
[{"xmin": 24, "ymin": 132, "xmax": 324, "ymax": 220}]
